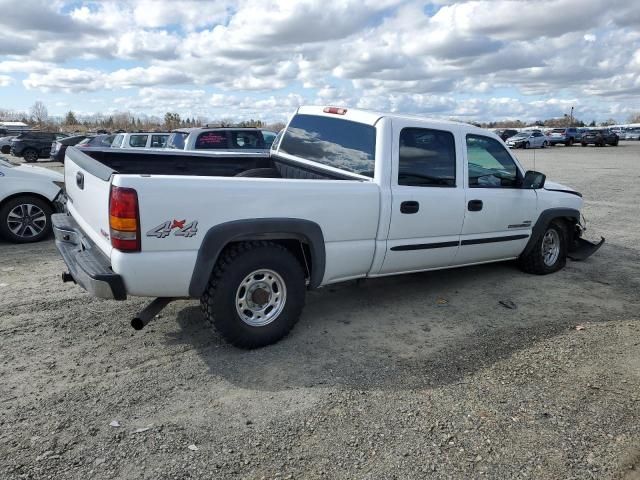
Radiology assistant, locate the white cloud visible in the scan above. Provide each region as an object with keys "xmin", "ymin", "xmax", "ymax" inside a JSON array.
[
  {"xmin": 1, "ymin": 0, "xmax": 640, "ymax": 122},
  {"xmin": 0, "ymin": 74, "xmax": 13, "ymax": 87}
]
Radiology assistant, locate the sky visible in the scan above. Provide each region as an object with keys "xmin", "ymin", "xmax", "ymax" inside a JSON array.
[{"xmin": 0, "ymin": 0, "xmax": 639, "ymax": 124}]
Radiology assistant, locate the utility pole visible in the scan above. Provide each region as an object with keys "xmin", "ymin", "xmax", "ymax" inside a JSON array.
[{"xmin": 570, "ymin": 106, "xmax": 574, "ymax": 126}]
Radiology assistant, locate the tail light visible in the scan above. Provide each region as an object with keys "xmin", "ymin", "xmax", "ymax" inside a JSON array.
[
  {"xmin": 109, "ymin": 185, "xmax": 140, "ymax": 252},
  {"xmin": 323, "ymin": 106, "xmax": 347, "ymax": 115}
]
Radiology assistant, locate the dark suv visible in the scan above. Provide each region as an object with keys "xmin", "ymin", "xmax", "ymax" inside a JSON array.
[
  {"xmin": 493, "ymin": 129, "xmax": 518, "ymax": 141},
  {"xmin": 581, "ymin": 129, "xmax": 619, "ymax": 147},
  {"xmin": 11, "ymin": 132, "xmax": 68, "ymax": 162}
]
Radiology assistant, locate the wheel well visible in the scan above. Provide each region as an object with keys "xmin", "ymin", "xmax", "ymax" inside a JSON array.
[
  {"xmin": 0, "ymin": 192, "xmax": 54, "ymax": 210},
  {"xmin": 222, "ymin": 238, "xmax": 313, "ymax": 283}
]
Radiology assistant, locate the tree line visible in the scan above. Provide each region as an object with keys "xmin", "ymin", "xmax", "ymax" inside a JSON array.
[
  {"xmin": 0, "ymin": 101, "xmax": 286, "ymax": 133},
  {"xmin": 2, "ymin": 101, "xmax": 639, "ymax": 133}
]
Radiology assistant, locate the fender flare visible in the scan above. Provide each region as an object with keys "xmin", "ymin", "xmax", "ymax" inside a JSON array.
[
  {"xmin": 521, "ymin": 207, "xmax": 580, "ymax": 256},
  {"xmin": 188, "ymin": 218, "xmax": 326, "ymax": 297}
]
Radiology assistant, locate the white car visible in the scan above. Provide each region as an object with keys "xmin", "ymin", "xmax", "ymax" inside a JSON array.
[
  {"xmin": 53, "ymin": 106, "xmax": 603, "ymax": 348},
  {"xmin": 0, "ymin": 157, "xmax": 64, "ymax": 243},
  {"xmin": 110, "ymin": 132, "xmax": 170, "ymax": 149},
  {"xmin": 505, "ymin": 131, "xmax": 548, "ymax": 149},
  {"xmin": 624, "ymin": 129, "xmax": 640, "ymax": 140}
]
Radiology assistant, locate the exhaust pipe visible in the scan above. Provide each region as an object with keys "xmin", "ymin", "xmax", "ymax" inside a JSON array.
[{"xmin": 131, "ymin": 297, "xmax": 174, "ymax": 330}]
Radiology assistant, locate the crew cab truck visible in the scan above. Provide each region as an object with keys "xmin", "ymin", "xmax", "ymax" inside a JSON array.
[{"xmin": 52, "ymin": 106, "xmax": 603, "ymax": 348}]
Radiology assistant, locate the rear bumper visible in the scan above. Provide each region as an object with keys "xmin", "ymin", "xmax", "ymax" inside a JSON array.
[{"xmin": 52, "ymin": 213, "xmax": 126, "ymax": 300}]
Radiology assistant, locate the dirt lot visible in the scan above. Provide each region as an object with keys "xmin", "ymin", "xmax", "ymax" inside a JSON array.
[{"xmin": 1, "ymin": 143, "xmax": 639, "ymax": 479}]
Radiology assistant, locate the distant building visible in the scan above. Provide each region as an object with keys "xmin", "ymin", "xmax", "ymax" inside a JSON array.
[{"xmin": 0, "ymin": 121, "xmax": 31, "ymax": 135}]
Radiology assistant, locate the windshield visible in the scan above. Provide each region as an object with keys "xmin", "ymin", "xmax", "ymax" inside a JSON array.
[{"xmin": 279, "ymin": 114, "xmax": 376, "ymax": 177}]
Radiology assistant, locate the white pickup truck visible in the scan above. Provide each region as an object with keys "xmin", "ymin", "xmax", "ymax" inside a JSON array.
[{"xmin": 52, "ymin": 106, "xmax": 603, "ymax": 348}]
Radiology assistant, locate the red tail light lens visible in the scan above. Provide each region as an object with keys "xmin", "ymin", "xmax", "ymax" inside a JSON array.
[{"xmin": 109, "ymin": 186, "xmax": 140, "ymax": 252}]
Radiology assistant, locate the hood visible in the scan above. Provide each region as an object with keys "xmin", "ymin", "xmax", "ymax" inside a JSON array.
[
  {"xmin": 13, "ymin": 163, "xmax": 63, "ymax": 181},
  {"xmin": 543, "ymin": 180, "xmax": 582, "ymax": 197}
]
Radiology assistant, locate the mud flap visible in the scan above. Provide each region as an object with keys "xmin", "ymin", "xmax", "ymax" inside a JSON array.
[{"xmin": 568, "ymin": 237, "xmax": 605, "ymax": 261}]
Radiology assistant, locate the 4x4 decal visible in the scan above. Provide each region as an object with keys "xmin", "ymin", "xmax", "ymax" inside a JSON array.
[{"xmin": 147, "ymin": 219, "xmax": 198, "ymax": 238}]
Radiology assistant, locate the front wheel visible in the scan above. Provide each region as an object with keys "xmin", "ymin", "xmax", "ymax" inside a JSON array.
[
  {"xmin": 23, "ymin": 148, "xmax": 38, "ymax": 163},
  {"xmin": 581, "ymin": 142, "xmax": 587, "ymax": 147},
  {"xmin": 200, "ymin": 241, "xmax": 306, "ymax": 349},
  {"xmin": 517, "ymin": 221, "xmax": 567, "ymax": 275},
  {"xmin": 0, "ymin": 195, "xmax": 53, "ymax": 243}
]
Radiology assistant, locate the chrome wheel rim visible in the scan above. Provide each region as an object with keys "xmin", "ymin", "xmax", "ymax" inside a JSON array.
[
  {"xmin": 7, "ymin": 203, "xmax": 47, "ymax": 238},
  {"xmin": 542, "ymin": 229, "xmax": 560, "ymax": 266},
  {"xmin": 235, "ymin": 269, "xmax": 286, "ymax": 327}
]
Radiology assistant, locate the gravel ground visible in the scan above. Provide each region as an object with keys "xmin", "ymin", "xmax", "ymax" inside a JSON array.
[{"xmin": 1, "ymin": 143, "xmax": 639, "ymax": 479}]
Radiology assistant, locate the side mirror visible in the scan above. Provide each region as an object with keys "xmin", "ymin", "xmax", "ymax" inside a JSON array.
[{"xmin": 523, "ymin": 170, "xmax": 546, "ymax": 189}]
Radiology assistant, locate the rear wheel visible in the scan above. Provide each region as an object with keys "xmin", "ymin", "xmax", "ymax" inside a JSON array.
[
  {"xmin": 524, "ymin": 142, "xmax": 530, "ymax": 149},
  {"xmin": 581, "ymin": 142, "xmax": 587, "ymax": 147},
  {"xmin": 0, "ymin": 195, "xmax": 53, "ymax": 243},
  {"xmin": 200, "ymin": 241, "xmax": 306, "ymax": 349},
  {"xmin": 23, "ymin": 148, "xmax": 38, "ymax": 163},
  {"xmin": 542, "ymin": 141, "xmax": 548, "ymax": 148},
  {"xmin": 0, "ymin": 145, "xmax": 9, "ymax": 154},
  {"xmin": 518, "ymin": 221, "xmax": 567, "ymax": 275}
]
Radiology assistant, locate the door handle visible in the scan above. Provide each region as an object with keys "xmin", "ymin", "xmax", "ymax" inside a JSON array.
[
  {"xmin": 468, "ymin": 199, "xmax": 483, "ymax": 211},
  {"xmin": 400, "ymin": 201, "xmax": 419, "ymax": 214},
  {"xmin": 76, "ymin": 172, "xmax": 84, "ymax": 190}
]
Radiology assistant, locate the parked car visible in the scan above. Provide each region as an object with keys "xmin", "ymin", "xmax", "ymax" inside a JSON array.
[
  {"xmin": 110, "ymin": 132, "xmax": 170, "ymax": 149},
  {"xmin": 624, "ymin": 129, "xmax": 640, "ymax": 140},
  {"xmin": 548, "ymin": 127, "xmax": 581, "ymax": 146},
  {"xmin": 50, "ymin": 135, "xmax": 93, "ymax": 162},
  {"xmin": 75, "ymin": 134, "xmax": 116, "ymax": 150},
  {"xmin": 0, "ymin": 156, "xmax": 64, "ymax": 243},
  {"xmin": 165, "ymin": 127, "xmax": 270, "ymax": 151},
  {"xmin": 10, "ymin": 132, "xmax": 68, "ymax": 162},
  {"xmin": 506, "ymin": 131, "xmax": 549, "ymax": 149},
  {"xmin": 493, "ymin": 129, "xmax": 519, "ymax": 141},
  {"xmin": 53, "ymin": 105, "xmax": 603, "ymax": 349},
  {"xmin": 0, "ymin": 135, "xmax": 17, "ymax": 154},
  {"xmin": 581, "ymin": 129, "xmax": 619, "ymax": 147}
]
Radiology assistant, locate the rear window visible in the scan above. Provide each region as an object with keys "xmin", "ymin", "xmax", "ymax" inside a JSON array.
[
  {"xmin": 129, "ymin": 135, "xmax": 148, "ymax": 148},
  {"xmin": 279, "ymin": 114, "xmax": 376, "ymax": 177},
  {"xmin": 111, "ymin": 134, "xmax": 124, "ymax": 148},
  {"xmin": 195, "ymin": 131, "xmax": 228, "ymax": 149},
  {"xmin": 166, "ymin": 132, "xmax": 187, "ymax": 149},
  {"xmin": 230, "ymin": 131, "xmax": 264, "ymax": 149}
]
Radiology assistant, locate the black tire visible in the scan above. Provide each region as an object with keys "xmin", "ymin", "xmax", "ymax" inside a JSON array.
[
  {"xmin": 23, "ymin": 148, "xmax": 38, "ymax": 163},
  {"xmin": 542, "ymin": 141, "xmax": 547, "ymax": 148},
  {"xmin": 235, "ymin": 168, "xmax": 281, "ymax": 178},
  {"xmin": 0, "ymin": 195, "xmax": 53, "ymax": 243},
  {"xmin": 517, "ymin": 221, "xmax": 567, "ymax": 275},
  {"xmin": 200, "ymin": 241, "xmax": 306, "ymax": 349},
  {"xmin": 581, "ymin": 142, "xmax": 587, "ymax": 147},
  {"xmin": 0, "ymin": 145, "xmax": 9, "ymax": 154},
  {"xmin": 524, "ymin": 142, "xmax": 530, "ymax": 149}
]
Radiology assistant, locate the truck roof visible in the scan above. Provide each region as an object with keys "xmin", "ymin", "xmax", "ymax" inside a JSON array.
[
  {"xmin": 172, "ymin": 127, "xmax": 266, "ymax": 134},
  {"xmin": 296, "ymin": 105, "xmax": 472, "ymax": 129}
]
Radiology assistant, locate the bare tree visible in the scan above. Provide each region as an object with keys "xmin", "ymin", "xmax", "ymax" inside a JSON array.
[
  {"xmin": 30, "ymin": 101, "xmax": 48, "ymax": 126},
  {"xmin": 627, "ymin": 113, "xmax": 640, "ymax": 124}
]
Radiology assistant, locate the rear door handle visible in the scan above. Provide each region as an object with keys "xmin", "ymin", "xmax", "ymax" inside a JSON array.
[
  {"xmin": 468, "ymin": 199, "xmax": 483, "ymax": 211},
  {"xmin": 400, "ymin": 201, "xmax": 419, "ymax": 214},
  {"xmin": 76, "ymin": 172, "xmax": 84, "ymax": 190}
]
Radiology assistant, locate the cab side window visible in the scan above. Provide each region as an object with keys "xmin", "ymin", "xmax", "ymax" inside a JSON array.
[
  {"xmin": 398, "ymin": 128, "xmax": 456, "ymax": 187},
  {"xmin": 466, "ymin": 134, "xmax": 519, "ymax": 188}
]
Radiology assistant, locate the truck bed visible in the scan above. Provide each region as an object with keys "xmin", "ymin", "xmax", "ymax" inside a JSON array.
[
  {"xmin": 67, "ymin": 147, "xmax": 272, "ymax": 179},
  {"xmin": 66, "ymin": 147, "xmax": 361, "ymax": 182}
]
